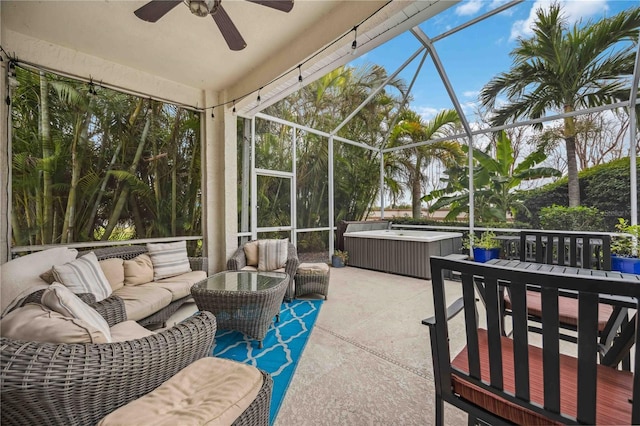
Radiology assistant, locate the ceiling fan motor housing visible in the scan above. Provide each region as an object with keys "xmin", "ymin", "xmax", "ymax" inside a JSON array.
[{"xmin": 189, "ymin": 0, "xmax": 220, "ymax": 17}]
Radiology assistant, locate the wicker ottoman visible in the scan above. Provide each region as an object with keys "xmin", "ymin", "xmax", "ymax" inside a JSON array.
[{"xmin": 295, "ymin": 263, "xmax": 330, "ymax": 300}]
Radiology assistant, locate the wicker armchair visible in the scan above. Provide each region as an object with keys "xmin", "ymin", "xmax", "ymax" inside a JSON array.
[
  {"xmin": 1, "ymin": 311, "xmax": 216, "ymax": 425},
  {"xmin": 227, "ymin": 240, "xmax": 299, "ymax": 300}
]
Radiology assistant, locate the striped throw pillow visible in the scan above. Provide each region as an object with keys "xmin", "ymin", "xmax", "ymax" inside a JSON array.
[
  {"xmin": 146, "ymin": 241, "xmax": 192, "ymax": 280},
  {"xmin": 52, "ymin": 252, "xmax": 112, "ymax": 302},
  {"xmin": 41, "ymin": 282, "xmax": 112, "ymax": 343},
  {"xmin": 258, "ymin": 239, "xmax": 289, "ymax": 271}
]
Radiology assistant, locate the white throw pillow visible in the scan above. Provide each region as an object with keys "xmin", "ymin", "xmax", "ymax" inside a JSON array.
[
  {"xmin": 53, "ymin": 252, "xmax": 112, "ymax": 302},
  {"xmin": 41, "ymin": 282, "xmax": 112, "ymax": 343},
  {"xmin": 146, "ymin": 241, "xmax": 192, "ymax": 280},
  {"xmin": 258, "ymin": 239, "xmax": 289, "ymax": 271},
  {"xmin": 1, "ymin": 247, "xmax": 78, "ymax": 318}
]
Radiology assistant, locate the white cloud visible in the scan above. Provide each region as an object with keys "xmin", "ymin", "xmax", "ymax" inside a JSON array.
[
  {"xmin": 463, "ymin": 90, "xmax": 480, "ymax": 99},
  {"xmin": 510, "ymin": 0, "xmax": 610, "ymax": 41},
  {"xmin": 415, "ymin": 106, "xmax": 441, "ymax": 121},
  {"xmin": 456, "ymin": 0, "xmax": 484, "ymax": 16}
]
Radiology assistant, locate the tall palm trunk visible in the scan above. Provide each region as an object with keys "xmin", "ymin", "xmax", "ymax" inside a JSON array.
[
  {"xmin": 61, "ymin": 111, "xmax": 90, "ymax": 243},
  {"xmin": 83, "ymin": 125, "xmax": 120, "ymax": 238},
  {"xmin": 102, "ymin": 110, "xmax": 150, "ymax": 240},
  {"xmin": 563, "ymin": 107, "xmax": 580, "ymax": 206},
  {"xmin": 412, "ymin": 155, "xmax": 423, "ymax": 218},
  {"xmin": 39, "ymin": 71, "xmax": 54, "ymax": 244}
]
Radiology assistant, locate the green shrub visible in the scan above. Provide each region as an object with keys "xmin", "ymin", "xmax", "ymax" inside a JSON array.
[
  {"xmin": 518, "ymin": 158, "xmax": 639, "ymax": 230},
  {"xmin": 539, "ymin": 205, "xmax": 604, "ymax": 231}
]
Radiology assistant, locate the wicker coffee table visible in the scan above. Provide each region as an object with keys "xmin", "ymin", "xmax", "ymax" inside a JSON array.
[{"xmin": 191, "ymin": 271, "xmax": 288, "ymax": 348}]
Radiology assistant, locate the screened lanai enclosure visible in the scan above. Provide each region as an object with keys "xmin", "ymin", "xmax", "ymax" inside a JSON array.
[
  {"xmin": 2, "ymin": 0, "xmax": 639, "ymax": 266},
  {"xmin": 235, "ymin": 0, "xmax": 640, "ymax": 261}
]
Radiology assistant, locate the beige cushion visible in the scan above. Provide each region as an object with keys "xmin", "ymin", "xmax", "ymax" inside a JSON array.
[
  {"xmin": 1, "ymin": 247, "xmax": 78, "ymax": 317},
  {"xmin": 297, "ymin": 262, "xmax": 330, "ymax": 274},
  {"xmin": 110, "ymin": 320, "xmax": 155, "ymax": 342},
  {"xmin": 98, "ymin": 357, "xmax": 264, "ymax": 426},
  {"xmin": 243, "ymin": 241, "xmax": 259, "ymax": 266},
  {"xmin": 41, "ymin": 282, "xmax": 112, "ymax": 342},
  {"xmin": 99, "ymin": 258, "xmax": 125, "ymax": 291},
  {"xmin": 258, "ymin": 239, "xmax": 288, "ymax": 271},
  {"xmin": 153, "ymin": 271, "xmax": 207, "ymax": 301},
  {"xmin": 0, "ymin": 303, "xmax": 108, "ymax": 344},
  {"xmin": 146, "ymin": 241, "xmax": 192, "ymax": 280},
  {"xmin": 124, "ymin": 254, "xmax": 154, "ymax": 286},
  {"xmin": 53, "ymin": 252, "xmax": 112, "ymax": 302},
  {"xmin": 113, "ymin": 285, "xmax": 173, "ymax": 322}
]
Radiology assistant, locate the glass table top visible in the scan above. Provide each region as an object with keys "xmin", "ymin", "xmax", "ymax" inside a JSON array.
[{"xmin": 196, "ymin": 271, "xmax": 287, "ymax": 292}]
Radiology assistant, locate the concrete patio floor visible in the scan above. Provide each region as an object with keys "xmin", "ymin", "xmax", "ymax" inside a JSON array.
[{"xmin": 170, "ymin": 266, "xmax": 469, "ymax": 425}]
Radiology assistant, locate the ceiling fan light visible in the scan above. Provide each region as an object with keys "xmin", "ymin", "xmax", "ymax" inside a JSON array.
[{"xmin": 189, "ymin": 0, "xmax": 214, "ymax": 17}]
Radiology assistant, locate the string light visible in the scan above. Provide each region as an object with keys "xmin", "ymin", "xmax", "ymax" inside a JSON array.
[
  {"xmin": 1, "ymin": 2, "xmax": 391, "ymax": 114},
  {"xmin": 211, "ymin": 107, "xmax": 215, "ymax": 119},
  {"xmin": 351, "ymin": 25, "xmax": 358, "ymax": 55},
  {"xmin": 88, "ymin": 79, "xmax": 97, "ymax": 96}
]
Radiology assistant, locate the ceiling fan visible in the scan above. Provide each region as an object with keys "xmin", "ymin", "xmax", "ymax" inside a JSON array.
[{"xmin": 134, "ymin": 0, "xmax": 294, "ymax": 51}]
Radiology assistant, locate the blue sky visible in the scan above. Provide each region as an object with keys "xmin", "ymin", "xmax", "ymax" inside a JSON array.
[{"xmin": 350, "ymin": 0, "xmax": 638, "ymax": 122}]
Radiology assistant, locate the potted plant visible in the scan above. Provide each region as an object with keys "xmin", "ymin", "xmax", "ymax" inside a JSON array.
[
  {"xmin": 332, "ymin": 250, "xmax": 348, "ymax": 268},
  {"xmin": 465, "ymin": 231, "xmax": 501, "ymax": 263},
  {"xmin": 611, "ymin": 218, "xmax": 640, "ymax": 274}
]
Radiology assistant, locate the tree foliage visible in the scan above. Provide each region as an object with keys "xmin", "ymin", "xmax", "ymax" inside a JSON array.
[
  {"xmin": 517, "ymin": 157, "xmax": 640, "ymax": 230},
  {"xmin": 11, "ymin": 66, "xmax": 202, "ymax": 249},
  {"xmin": 423, "ymin": 131, "xmax": 561, "ymax": 222},
  {"xmin": 480, "ymin": 3, "xmax": 640, "ymax": 207}
]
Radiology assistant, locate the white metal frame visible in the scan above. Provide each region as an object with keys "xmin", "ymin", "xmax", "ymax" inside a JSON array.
[{"xmin": 238, "ymin": 0, "xmax": 640, "ymax": 257}]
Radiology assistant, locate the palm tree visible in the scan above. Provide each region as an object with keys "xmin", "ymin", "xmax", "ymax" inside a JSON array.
[
  {"xmin": 386, "ymin": 109, "xmax": 464, "ymax": 218},
  {"xmin": 480, "ymin": 3, "xmax": 640, "ymax": 207},
  {"xmin": 424, "ymin": 130, "xmax": 561, "ymax": 222}
]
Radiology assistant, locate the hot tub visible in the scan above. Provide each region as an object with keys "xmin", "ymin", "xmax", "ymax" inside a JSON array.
[{"xmin": 343, "ymin": 229, "xmax": 463, "ymax": 279}]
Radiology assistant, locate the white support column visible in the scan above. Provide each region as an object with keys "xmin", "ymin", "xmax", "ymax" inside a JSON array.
[
  {"xmin": 203, "ymin": 89, "xmax": 238, "ymax": 273},
  {"xmin": 291, "ymin": 127, "xmax": 297, "ymax": 246},
  {"xmin": 251, "ymin": 117, "xmax": 258, "ymax": 240},
  {"xmin": 328, "ymin": 135, "xmax": 335, "ymax": 257},
  {"xmin": 629, "ymin": 43, "xmax": 640, "ymax": 225},
  {"xmin": 380, "ymin": 150, "xmax": 385, "ymax": 219}
]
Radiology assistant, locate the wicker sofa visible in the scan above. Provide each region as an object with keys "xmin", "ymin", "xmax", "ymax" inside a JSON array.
[
  {"xmin": 0, "ymin": 245, "xmax": 274, "ymax": 425},
  {"xmin": 13, "ymin": 245, "xmax": 207, "ymax": 328},
  {"xmin": 1, "ymin": 311, "xmax": 273, "ymax": 425}
]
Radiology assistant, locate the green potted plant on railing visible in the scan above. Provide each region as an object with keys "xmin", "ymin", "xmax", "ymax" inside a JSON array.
[
  {"xmin": 611, "ymin": 218, "xmax": 640, "ymax": 274},
  {"xmin": 464, "ymin": 231, "xmax": 501, "ymax": 263},
  {"xmin": 332, "ymin": 250, "xmax": 349, "ymax": 268}
]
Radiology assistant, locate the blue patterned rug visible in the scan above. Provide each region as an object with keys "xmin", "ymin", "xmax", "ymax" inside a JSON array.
[{"xmin": 212, "ymin": 299, "xmax": 323, "ymax": 425}]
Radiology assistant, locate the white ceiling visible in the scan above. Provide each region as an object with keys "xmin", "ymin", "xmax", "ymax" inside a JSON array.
[{"xmin": 1, "ymin": 0, "xmax": 456, "ymax": 112}]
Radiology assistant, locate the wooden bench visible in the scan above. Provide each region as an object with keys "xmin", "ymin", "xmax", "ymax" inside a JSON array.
[{"xmin": 423, "ymin": 256, "xmax": 640, "ymax": 425}]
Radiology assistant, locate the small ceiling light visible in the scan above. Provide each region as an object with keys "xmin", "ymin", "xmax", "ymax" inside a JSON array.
[
  {"xmin": 351, "ymin": 26, "xmax": 358, "ymax": 55},
  {"xmin": 189, "ymin": 0, "xmax": 217, "ymax": 17}
]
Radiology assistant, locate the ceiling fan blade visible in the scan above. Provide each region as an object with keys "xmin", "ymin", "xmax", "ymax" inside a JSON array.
[
  {"xmin": 245, "ymin": 0, "xmax": 294, "ymax": 13},
  {"xmin": 134, "ymin": 0, "xmax": 182, "ymax": 22},
  {"xmin": 212, "ymin": 6, "xmax": 247, "ymax": 51}
]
